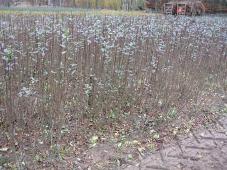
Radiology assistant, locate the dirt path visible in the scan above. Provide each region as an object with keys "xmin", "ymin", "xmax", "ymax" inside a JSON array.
[{"xmin": 124, "ymin": 115, "xmax": 227, "ymax": 170}]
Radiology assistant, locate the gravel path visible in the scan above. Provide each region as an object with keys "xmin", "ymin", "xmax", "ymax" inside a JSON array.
[{"xmin": 124, "ymin": 115, "xmax": 227, "ymax": 170}]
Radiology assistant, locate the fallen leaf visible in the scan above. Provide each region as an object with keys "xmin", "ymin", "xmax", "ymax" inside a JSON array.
[{"xmin": 0, "ymin": 147, "xmax": 9, "ymax": 152}]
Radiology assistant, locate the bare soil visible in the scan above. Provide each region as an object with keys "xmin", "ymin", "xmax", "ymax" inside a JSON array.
[{"xmin": 124, "ymin": 115, "xmax": 227, "ymax": 170}]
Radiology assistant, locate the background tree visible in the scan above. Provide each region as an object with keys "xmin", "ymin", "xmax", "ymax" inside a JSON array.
[{"xmin": 0, "ymin": 0, "xmax": 226, "ymax": 12}]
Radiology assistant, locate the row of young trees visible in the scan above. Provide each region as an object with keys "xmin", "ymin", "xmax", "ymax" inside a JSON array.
[
  {"xmin": 0, "ymin": 0, "xmax": 227, "ymax": 11},
  {"xmin": 0, "ymin": 0, "xmax": 144, "ymax": 10},
  {"xmin": 71, "ymin": 0, "xmax": 145, "ymax": 10},
  {"xmin": 203, "ymin": 0, "xmax": 227, "ymax": 12}
]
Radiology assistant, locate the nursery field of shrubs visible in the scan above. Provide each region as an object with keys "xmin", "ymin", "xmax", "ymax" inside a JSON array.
[{"xmin": 0, "ymin": 10, "xmax": 226, "ymax": 169}]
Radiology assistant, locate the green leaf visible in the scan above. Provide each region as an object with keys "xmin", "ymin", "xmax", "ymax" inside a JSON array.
[
  {"xmin": 110, "ymin": 110, "xmax": 116, "ymax": 119},
  {"xmin": 148, "ymin": 142, "xmax": 155, "ymax": 151},
  {"xmin": 153, "ymin": 133, "xmax": 160, "ymax": 140},
  {"xmin": 90, "ymin": 135, "xmax": 99, "ymax": 147},
  {"xmin": 117, "ymin": 142, "xmax": 123, "ymax": 148},
  {"xmin": 34, "ymin": 154, "xmax": 44, "ymax": 163},
  {"xmin": 128, "ymin": 154, "xmax": 133, "ymax": 160},
  {"xmin": 222, "ymin": 105, "xmax": 227, "ymax": 114},
  {"xmin": 0, "ymin": 147, "xmax": 8, "ymax": 152},
  {"xmin": 167, "ymin": 107, "xmax": 177, "ymax": 119}
]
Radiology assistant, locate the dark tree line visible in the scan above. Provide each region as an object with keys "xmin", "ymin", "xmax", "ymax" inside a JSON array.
[{"xmin": 0, "ymin": 0, "xmax": 226, "ymax": 12}]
